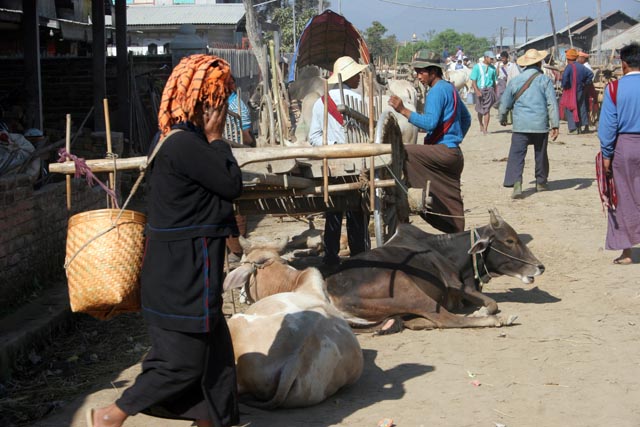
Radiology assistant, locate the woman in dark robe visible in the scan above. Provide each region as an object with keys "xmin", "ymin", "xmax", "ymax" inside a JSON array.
[{"xmin": 87, "ymin": 54, "xmax": 243, "ymax": 427}]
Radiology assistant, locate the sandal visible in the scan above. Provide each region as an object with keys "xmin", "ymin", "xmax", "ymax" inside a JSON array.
[{"xmin": 613, "ymin": 257, "xmax": 633, "ymax": 265}]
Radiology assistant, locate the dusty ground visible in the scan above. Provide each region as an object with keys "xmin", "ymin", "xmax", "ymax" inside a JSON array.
[{"xmin": 32, "ymin": 112, "xmax": 640, "ymax": 427}]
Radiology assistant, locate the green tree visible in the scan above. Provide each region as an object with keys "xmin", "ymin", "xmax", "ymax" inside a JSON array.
[
  {"xmin": 270, "ymin": 7, "xmax": 317, "ymax": 52},
  {"xmin": 363, "ymin": 21, "xmax": 397, "ymax": 64},
  {"xmin": 394, "ymin": 29, "xmax": 491, "ymax": 64},
  {"xmin": 256, "ymin": 1, "xmax": 331, "ymax": 53}
]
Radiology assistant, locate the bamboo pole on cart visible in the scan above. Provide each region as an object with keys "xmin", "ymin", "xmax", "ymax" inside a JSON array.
[
  {"xmin": 368, "ymin": 70, "xmax": 375, "ymax": 212},
  {"xmin": 322, "ymin": 78, "xmax": 330, "ymax": 204},
  {"xmin": 49, "ymin": 144, "xmax": 395, "ymax": 174},
  {"xmin": 103, "ymin": 98, "xmax": 115, "ymax": 208},
  {"xmin": 65, "ymin": 114, "xmax": 72, "ymax": 211}
]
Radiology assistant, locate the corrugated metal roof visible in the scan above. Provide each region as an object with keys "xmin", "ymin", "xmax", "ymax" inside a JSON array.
[
  {"xmin": 600, "ymin": 23, "xmax": 640, "ymax": 50},
  {"xmin": 573, "ymin": 10, "xmax": 636, "ymax": 35},
  {"xmin": 127, "ymin": 4, "xmax": 245, "ymax": 26},
  {"xmin": 516, "ymin": 16, "xmax": 591, "ymax": 49}
]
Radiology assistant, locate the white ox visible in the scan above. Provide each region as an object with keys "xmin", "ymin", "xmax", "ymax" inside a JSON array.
[
  {"xmin": 446, "ymin": 67, "xmax": 472, "ymax": 96},
  {"xmin": 381, "ymin": 79, "xmax": 419, "ymax": 144},
  {"xmin": 223, "ymin": 238, "xmax": 363, "ymax": 408}
]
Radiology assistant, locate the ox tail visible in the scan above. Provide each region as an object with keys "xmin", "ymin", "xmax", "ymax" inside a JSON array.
[{"xmin": 241, "ymin": 355, "xmax": 303, "ymax": 409}]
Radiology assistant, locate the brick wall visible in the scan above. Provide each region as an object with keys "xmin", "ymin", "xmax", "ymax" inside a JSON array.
[{"xmin": 0, "ymin": 174, "xmax": 105, "ymax": 313}]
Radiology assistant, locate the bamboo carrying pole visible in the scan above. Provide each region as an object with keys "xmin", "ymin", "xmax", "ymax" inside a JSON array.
[
  {"xmin": 65, "ymin": 114, "xmax": 72, "ymax": 211},
  {"xmin": 49, "ymin": 144, "xmax": 394, "ymax": 175},
  {"xmin": 368, "ymin": 70, "xmax": 375, "ymax": 212},
  {"xmin": 322, "ymin": 78, "xmax": 330, "ymax": 204},
  {"xmin": 103, "ymin": 98, "xmax": 115, "ymax": 208}
]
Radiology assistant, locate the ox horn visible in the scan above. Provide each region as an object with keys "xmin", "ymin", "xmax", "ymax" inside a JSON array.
[{"xmin": 488, "ymin": 208, "xmax": 503, "ymax": 228}]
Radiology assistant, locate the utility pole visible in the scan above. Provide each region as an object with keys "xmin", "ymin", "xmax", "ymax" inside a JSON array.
[
  {"xmin": 547, "ymin": 0, "xmax": 559, "ymax": 60},
  {"xmin": 564, "ymin": 0, "xmax": 573, "ymax": 48},
  {"xmin": 514, "ymin": 17, "xmax": 533, "ymax": 49},
  {"xmin": 499, "ymin": 26, "xmax": 509, "ymax": 51},
  {"xmin": 292, "ymin": 0, "xmax": 296, "ymax": 53},
  {"xmin": 597, "ymin": 0, "xmax": 603, "ymax": 64}
]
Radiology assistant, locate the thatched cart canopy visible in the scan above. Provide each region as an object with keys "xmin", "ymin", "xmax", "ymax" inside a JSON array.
[{"xmin": 287, "ymin": 9, "xmax": 370, "ymax": 82}]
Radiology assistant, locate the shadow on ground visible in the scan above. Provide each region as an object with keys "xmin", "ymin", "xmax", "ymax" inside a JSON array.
[
  {"xmin": 489, "ymin": 286, "xmax": 561, "ymax": 304},
  {"xmin": 238, "ymin": 349, "xmax": 433, "ymax": 426}
]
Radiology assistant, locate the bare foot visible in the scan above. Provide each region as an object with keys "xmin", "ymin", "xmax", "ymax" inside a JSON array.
[
  {"xmin": 613, "ymin": 256, "xmax": 633, "ymax": 265},
  {"xmin": 91, "ymin": 404, "xmax": 128, "ymax": 427},
  {"xmin": 613, "ymin": 249, "xmax": 633, "ymax": 265}
]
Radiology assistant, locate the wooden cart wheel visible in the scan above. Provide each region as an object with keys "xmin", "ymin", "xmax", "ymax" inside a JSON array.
[
  {"xmin": 257, "ymin": 93, "xmax": 277, "ymax": 147},
  {"xmin": 373, "ymin": 111, "xmax": 409, "ymax": 247}
]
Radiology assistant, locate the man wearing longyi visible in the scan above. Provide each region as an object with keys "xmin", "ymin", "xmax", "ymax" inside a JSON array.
[{"xmin": 87, "ymin": 54, "xmax": 243, "ymax": 427}]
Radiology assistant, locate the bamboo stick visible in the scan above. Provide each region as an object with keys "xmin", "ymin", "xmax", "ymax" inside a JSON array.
[
  {"xmin": 103, "ymin": 98, "xmax": 115, "ymax": 208},
  {"xmin": 237, "ymin": 178, "xmax": 396, "ymax": 200},
  {"xmin": 65, "ymin": 114, "xmax": 71, "ymax": 211},
  {"xmin": 242, "ymin": 171, "xmax": 315, "ymax": 189},
  {"xmin": 49, "ymin": 144, "xmax": 394, "ymax": 174},
  {"xmin": 322, "ymin": 78, "xmax": 330, "ymax": 204},
  {"xmin": 368, "ymin": 70, "xmax": 375, "ymax": 212}
]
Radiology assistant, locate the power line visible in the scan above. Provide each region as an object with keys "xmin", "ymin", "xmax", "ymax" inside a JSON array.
[{"xmin": 376, "ymin": 0, "xmax": 548, "ymax": 12}]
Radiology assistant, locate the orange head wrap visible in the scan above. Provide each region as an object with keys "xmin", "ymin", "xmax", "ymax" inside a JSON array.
[
  {"xmin": 565, "ymin": 49, "xmax": 578, "ymax": 60},
  {"xmin": 157, "ymin": 54, "xmax": 234, "ymax": 137}
]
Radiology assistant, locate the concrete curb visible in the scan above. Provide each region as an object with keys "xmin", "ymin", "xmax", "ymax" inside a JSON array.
[{"xmin": 0, "ymin": 283, "xmax": 73, "ymax": 381}]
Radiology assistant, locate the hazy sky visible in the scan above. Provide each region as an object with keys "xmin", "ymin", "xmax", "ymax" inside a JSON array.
[{"xmin": 333, "ymin": 0, "xmax": 640, "ymax": 42}]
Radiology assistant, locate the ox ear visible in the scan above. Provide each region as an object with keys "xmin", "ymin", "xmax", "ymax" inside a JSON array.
[
  {"xmin": 488, "ymin": 208, "xmax": 503, "ymax": 229},
  {"xmin": 468, "ymin": 236, "xmax": 492, "ymax": 255},
  {"xmin": 223, "ymin": 265, "xmax": 253, "ymax": 292},
  {"xmin": 239, "ymin": 236, "xmax": 252, "ymax": 253},
  {"xmin": 274, "ymin": 236, "xmax": 289, "ymax": 254}
]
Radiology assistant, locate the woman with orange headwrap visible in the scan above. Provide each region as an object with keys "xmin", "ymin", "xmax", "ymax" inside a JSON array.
[{"xmin": 87, "ymin": 54, "xmax": 242, "ymax": 427}]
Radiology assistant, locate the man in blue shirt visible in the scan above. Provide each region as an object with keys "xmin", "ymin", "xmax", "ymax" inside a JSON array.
[
  {"xmin": 388, "ymin": 58, "xmax": 471, "ymax": 232},
  {"xmin": 499, "ymin": 49, "xmax": 559, "ymax": 199},
  {"xmin": 598, "ymin": 42, "xmax": 640, "ymax": 265}
]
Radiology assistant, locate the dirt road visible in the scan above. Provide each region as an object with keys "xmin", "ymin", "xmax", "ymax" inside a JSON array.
[{"xmin": 33, "ymin": 114, "xmax": 640, "ymax": 427}]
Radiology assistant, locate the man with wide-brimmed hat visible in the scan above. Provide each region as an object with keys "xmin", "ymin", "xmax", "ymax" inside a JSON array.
[
  {"xmin": 560, "ymin": 48, "xmax": 594, "ymax": 134},
  {"xmin": 499, "ymin": 48, "xmax": 559, "ymax": 199},
  {"xmin": 308, "ymin": 56, "xmax": 370, "ymax": 266},
  {"xmin": 388, "ymin": 56, "xmax": 471, "ymax": 232},
  {"xmin": 470, "ymin": 50, "xmax": 498, "ymax": 134}
]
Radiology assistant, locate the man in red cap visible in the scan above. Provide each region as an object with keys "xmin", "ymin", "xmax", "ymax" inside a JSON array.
[{"xmin": 560, "ymin": 48, "xmax": 594, "ymax": 134}]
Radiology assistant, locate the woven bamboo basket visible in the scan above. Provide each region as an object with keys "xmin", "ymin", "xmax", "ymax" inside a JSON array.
[{"xmin": 65, "ymin": 209, "xmax": 146, "ymax": 320}]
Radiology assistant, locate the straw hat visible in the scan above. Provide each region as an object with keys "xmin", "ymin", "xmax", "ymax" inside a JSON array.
[
  {"xmin": 517, "ymin": 49, "xmax": 549, "ymax": 67},
  {"xmin": 565, "ymin": 48, "xmax": 578, "ymax": 60},
  {"xmin": 327, "ymin": 56, "xmax": 368, "ymax": 84},
  {"xmin": 411, "ymin": 50, "xmax": 444, "ymax": 71}
]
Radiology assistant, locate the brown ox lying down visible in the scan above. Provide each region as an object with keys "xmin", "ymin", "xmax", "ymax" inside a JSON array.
[
  {"xmin": 326, "ymin": 209, "xmax": 544, "ymax": 331},
  {"xmin": 223, "ymin": 239, "xmax": 363, "ymax": 408}
]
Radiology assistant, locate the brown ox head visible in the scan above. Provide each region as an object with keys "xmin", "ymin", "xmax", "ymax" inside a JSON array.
[{"xmin": 468, "ymin": 209, "xmax": 545, "ymax": 284}]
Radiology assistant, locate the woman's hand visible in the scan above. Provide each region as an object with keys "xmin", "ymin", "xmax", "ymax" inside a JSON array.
[{"xmin": 203, "ymin": 103, "xmax": 228, "ymax": 143}]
